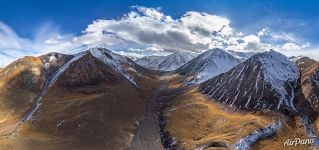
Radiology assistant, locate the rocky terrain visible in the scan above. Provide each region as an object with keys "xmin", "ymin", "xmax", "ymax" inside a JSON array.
[{"xmin": 297, "ymin": 57, "xmax": 319, "ymax": 112}]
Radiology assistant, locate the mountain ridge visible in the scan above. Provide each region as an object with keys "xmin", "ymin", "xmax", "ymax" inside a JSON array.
[
  {"xmin": 176, "ymin": 48, "xmax": 241, "ymax": 84},
  {"xmin": 136, "ymin": 51, "xmax": 196, "ymax": 71},
  {"xmin": 200, "ymin": 50, "xmax": 300, "ymax": 112}
]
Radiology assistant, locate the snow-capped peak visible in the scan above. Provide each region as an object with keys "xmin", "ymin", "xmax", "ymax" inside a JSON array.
[
  {"xmin": 177, "ymin": 48, "xmax": 241, "ymax": 84},
  {"xmin": 200, "ymin": 50, "xmax": 300, "ymax": 111},
  {"xmin": 254, "ymin": 50, "xmax": 299, "ymax": 110},
  {"xmin": 88, "ymin": 48, "xmax": 137, "ymax": 86},
  {"xmin": 253, "ymin": 50, "xmax": 299, "ymax": 84},
  {"xmin": 136, "ymin": 51, "xmax": 196, "ymax": 71}
]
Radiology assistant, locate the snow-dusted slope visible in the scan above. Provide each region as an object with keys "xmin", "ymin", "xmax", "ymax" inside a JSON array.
[
  {"xmin": 234, "ymin": 121, "xmax": 283, "ymax": 150},
  {"xmin": 40, "ymin": 52, "xmax": 74, "ymax": 76},
  {"xmin": 176, "ymin": 48, "xmax": 241, "ymax": 84},
  {"xmin": 136, "ymin": 51, "xmax": 196, "ymax": 71},
  {"xmin": 136, "ymin": 55, "xmax": 163, "ymax": 68},
  {"xmin": 89, "ymin": 48, "xmax": 138, "ymax": 86},
  {"xmin": 200, "ymin": 50, "xmax": 300, "ymax": 112},
  {"xmin": 227, "ymin": 50, "xmax": 258, "ymax": 61}
]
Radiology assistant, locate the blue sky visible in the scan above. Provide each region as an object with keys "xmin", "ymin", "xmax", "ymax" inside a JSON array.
[{"xmin": 1, "ymin": 0, "xmax": 319, "ymax": 66}]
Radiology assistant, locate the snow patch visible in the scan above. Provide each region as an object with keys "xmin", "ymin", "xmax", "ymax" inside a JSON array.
[
  {"xmin": 89, "ymin": 48, "xmax": 137, "ymax": 86},
  {"xmin": 234, "ymin": 121, "xmax": 283, "ymax": 150},
  {"xmin": 56, "ymin": 119, "xmax": 65, "ymax": 129},
  {"xmin": 301, "ymin": 115, "xmax": 319, "ymax": 147}
]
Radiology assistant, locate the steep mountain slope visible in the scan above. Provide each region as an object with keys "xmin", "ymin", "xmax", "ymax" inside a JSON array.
[
  {"xmin": 297, "ymin": 57, "xmax": 319, "ymax": 112},
  {"xmin": 0, "ymin": 56, "xmax": 60, "ymax": 138},
  {"xmin": 200, "ymin": 50, "xmax": 300, "ymax": 112},
  {"xmin": 0, "ymin": 52, "xmax": 78, "ymax": 126},
  {"xmin": 295, "ymin": 57, "xmax": 317, "ymax": 72},
  {"xmin": 0, "ymin": 56, "xmax": 46, "ymax": 129},
  {"xmin": 176, "ymin": 48, "xmax": 241, "ymax": 84},
  {"xmin": 53, "ymin": 53, "xmax": 121, "ymax": 87},
  {"xmin": 89, "ymin": 47, "xmax": 161, "ymax": 87},
  {"xmin": 136, "ymin": 51, "xmax": 196, "ymax": 71}
]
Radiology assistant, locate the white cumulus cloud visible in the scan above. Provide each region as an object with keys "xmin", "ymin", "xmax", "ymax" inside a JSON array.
[{"xmin": 0, "ymin": 6, "xmax": 317, "ymax": 67}]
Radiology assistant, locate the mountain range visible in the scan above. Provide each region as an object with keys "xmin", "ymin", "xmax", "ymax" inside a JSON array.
[
  {"xmin": 136, "ymin": 51, "xmax": 196, "ymax": 71},
  {"xmin": 0, "ymin": 47, "xmax": 319, "ymax": 150}
]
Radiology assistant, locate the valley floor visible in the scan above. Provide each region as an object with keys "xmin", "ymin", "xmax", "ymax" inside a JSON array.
[{"xmin": 131, "ymin": 79, "xmax": 167, "ymax": 150}]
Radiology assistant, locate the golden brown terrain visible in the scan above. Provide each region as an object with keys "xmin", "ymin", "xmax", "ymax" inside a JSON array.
[
  {"xmin": 161, "ymin": 73, "xmax": 319, "ymax": 150},
  {"xmin": 0, "ymin": 56, "xmax": 46, "ymax": 137},
  {"xmin": 0, "ymin": 53, "xmax": 162, "ymax": 150},
  {"xmin": 163, "ymin": 88, "xmax": 274, "ymax": 149},
  {"xmin": 162, "ymin": 87, "xmax": 319, "ymax": 150}
]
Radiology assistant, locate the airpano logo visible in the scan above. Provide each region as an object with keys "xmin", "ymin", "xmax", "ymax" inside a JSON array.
[{"xmin": 283, "ymin": 138, "xmax": 313, "ymax": 147}]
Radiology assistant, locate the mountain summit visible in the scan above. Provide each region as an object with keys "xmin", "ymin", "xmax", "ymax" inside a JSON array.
[
  {"xmin": 200, "ymin": 50, "xmax": 300, "ymax": 112},
  {"xmin": 136, "ymin": 51, "xmax": 196, "ymax": 71},
  {"xmin": 176, "ymin": 48, "xmax": 241, "ymax": 84}
]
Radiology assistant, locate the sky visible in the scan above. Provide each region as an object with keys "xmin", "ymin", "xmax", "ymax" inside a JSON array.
[{"xmin": 1, "ymin": 0, "xmax": 319, "ymax": 66}]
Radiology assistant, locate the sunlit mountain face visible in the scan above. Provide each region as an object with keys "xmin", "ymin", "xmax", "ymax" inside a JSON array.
[{"xmin": 1, "ymin": 1, "xmax": 319, "ymax": 150}]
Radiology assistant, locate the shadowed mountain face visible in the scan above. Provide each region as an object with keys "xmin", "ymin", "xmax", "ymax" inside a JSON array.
[
  {"xmin": 200, "ymin": 50, "xmax": 300, "ymax": 113},
  {"xmin": 54, "ymin": 53, "xmax": 120, "ymax": 88},
  {"xmin": 296, "ymin": 57, "xmax": 319, "ymax": 113}
]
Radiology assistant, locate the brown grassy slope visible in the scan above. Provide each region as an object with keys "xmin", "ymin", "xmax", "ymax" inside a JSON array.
[
  {"xmin": 300, "ymin": 62, "xmax": 319, "ymax": 111},
  {"xmin": 167, "ymin": 74, "xmax": 190, "ymax": 89},
  {"xmin": 0, "ymin": 54, "xmax": 161, "ymax": 150},
  {"xmin": 163, "ymin": 88, "xmax": 278, "ymax": 150},
  {"xmin": 0, "ymin": 56, "xmax": 45, "ymax": 111},
  {"xmin": 0, "ymin": 56, "xmax": 46, "ymax": 136},
  {"xmin": 295, "ymin": 57, "xmax": 317, "ymax": 72},
  {"xmin": 164, "ymin": 71, "xmax": 318, "ymax": 150}
]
